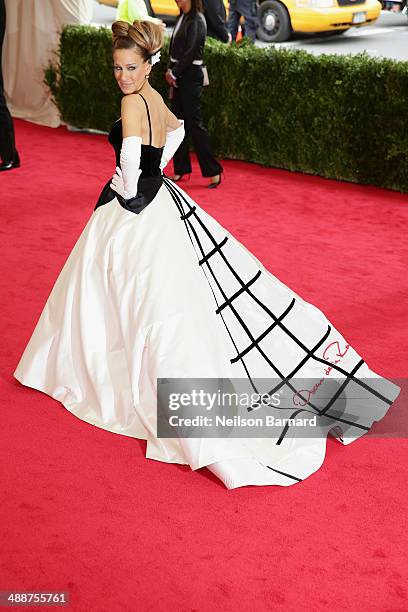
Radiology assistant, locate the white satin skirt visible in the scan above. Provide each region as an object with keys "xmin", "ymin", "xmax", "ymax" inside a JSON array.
[{"xmin": 14, "ymin": 178, "xmax": 401, "ymax": 489}]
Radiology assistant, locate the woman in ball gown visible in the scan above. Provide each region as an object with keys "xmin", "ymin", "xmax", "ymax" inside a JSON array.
[{"xmin": 14, "ymin": 20, "xmax": 400, "ymax": 490}]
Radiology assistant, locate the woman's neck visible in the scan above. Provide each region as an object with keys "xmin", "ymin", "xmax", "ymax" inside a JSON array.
[{"xmin": 131, "ymin": 79, "xmax": 152, "ymax": 96}]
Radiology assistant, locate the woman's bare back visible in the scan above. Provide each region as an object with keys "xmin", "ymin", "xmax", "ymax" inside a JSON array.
[{"xmin": 121, "ymin": 85, "xmax": 182, "ymax": 148}]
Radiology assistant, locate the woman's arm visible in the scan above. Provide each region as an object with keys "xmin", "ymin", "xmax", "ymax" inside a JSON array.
[
  {"xmin": 121, "ymin": 94, "xmax": 143, "ymax": 138},
  {"xmin": 111, "ymin": 95, "xmax": 143, "ymax": 199},
  {"xmin": 164, "ymin": 104, "xmax": 183, "ymax": 131},
  {"xmin": 160, "ymin": 105, "xmax": 185, "ymax": 171}
]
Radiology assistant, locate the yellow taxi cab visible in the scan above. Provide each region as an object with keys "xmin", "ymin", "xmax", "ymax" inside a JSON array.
[
  {"xmin": 257, "ymin": 0, "xmax": 381, "ymax": 41},
  {"xmin": 146, "ymin": 0, "xmax": 180, "ymax": 18},
  {"xmin": 97, "ymin": 0, "xmax": 381, "ymax": 42}
]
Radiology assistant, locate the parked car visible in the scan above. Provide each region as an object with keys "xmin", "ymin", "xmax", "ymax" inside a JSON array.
[
  {"xmin": 257, "ymin": 0, "xmax": 382, "ymax": 42},
  {"xmin": 97, "ymin": 0, "xmax": 381, "ymax": 42}
]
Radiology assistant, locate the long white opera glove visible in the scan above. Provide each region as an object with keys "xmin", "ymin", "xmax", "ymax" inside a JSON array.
[
  {"xmin": 110, "ymin": 136, "xmax": 142, "ymax": 199},
  {"xmin": 160, "ymin": 120, "xmax": 185, "ymax": 171}
]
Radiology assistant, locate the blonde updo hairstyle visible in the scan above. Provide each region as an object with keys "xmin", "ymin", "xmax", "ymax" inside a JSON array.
[{"xmin": 112, "ymin": 20, "xmax": 163, "ymax": 63}]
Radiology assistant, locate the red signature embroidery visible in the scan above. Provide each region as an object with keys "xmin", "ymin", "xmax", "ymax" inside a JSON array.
[
  {"xmin": 292, "ymin": 340, "xmax": 350, "ymax": 406},
  {"xmin": 323, "ymin": 341, "xmax": 349, "ymax": 361},
  {"xmin": 293, "ymin": 379, "xmax": 325, "ymax": 406}
]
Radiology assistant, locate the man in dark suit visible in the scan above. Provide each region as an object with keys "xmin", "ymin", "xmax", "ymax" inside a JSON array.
[
  {"xmin": 0, "ymin": 0, "xmax": 19, "ymax": 171},
  {"xmin": 202, "ymin": 0, "xmax": 232, "ymax": 42},
  {"xmin": 227, "ymin": 0, "xmax": 259, "ymax": 43}
]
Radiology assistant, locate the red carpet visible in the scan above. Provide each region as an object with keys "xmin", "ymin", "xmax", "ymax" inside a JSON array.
[{"xmin": 1, "ymin": 119, "xmax": 407, "ymax": 611}]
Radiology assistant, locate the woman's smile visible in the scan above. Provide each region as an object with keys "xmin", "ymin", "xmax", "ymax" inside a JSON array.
[{"xmin": 113, "ymin": 48, "xmax": 150, "ymax": 94}]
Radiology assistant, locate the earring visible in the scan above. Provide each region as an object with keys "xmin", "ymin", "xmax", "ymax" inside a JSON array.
[{"xmin": 145, "ymin": 74, "xmax": 149, "ymax": 79}]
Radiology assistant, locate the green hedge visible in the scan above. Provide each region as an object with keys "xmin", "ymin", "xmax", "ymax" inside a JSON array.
[{"xmin": 46, "ymin": 25, "xmax": 408, "ymax": 192}]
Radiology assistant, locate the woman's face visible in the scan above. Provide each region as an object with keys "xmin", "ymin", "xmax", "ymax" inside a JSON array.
[
  {"xmin": 113, "ymin": 48, "xmax": 151, "ymax": 95},
  {"xmin": 175, "ymin": 0, "xmax": 191, "ymax": 12}
]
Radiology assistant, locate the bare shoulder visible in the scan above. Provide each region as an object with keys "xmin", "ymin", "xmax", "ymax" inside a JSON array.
[
  {"xmin": 121, "ymin": 94, "xmax": 143, "ymax": 137},
  {"xmin": 164, "ymin": 104, "xmax": 183, "ymax": 130},
  {"xmin": 147, "ymin": 88, "xmax": 181, "ymax": 129},
  {"xmin": 151, "ymin": 88, "xmax": 164, "ymax": 103},
  {"xmin": 121, "ymin": 93, "xmax": 144, "ymax": 116}
]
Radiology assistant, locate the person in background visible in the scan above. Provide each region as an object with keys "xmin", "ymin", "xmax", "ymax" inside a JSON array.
[
  {"xmin": 0, "ymin": 0, "xmax": 19, "ymax": 171},
  {"xmin": 2, "ymin": 0, "xmax": 93, "ymax": 128},
  {"xmin": 117, "ymin": 0, "xmax": 166, "ymax": 29},
  {"xmin": 227, "ymin": 0, "xmax": 259, "ymax": 44},
  {"xmin": 165, "ymin": 0, "xmax": 223, "ymax": 188},
  {"xmin": 202, "ymin": 0, "xmax": 231, "ymax": 42}
]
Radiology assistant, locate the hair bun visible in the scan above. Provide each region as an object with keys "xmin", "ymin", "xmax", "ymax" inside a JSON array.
[
  {"xmin": 112, "ymin": 19, "xmax": 164, "ymax": 62},
  {"xmin": 111, "ymin": 20, "xmax": 131, "ymax": 44}
]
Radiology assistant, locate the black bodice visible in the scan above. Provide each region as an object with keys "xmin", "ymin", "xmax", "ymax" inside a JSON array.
[
  {"xmin": 108, "ymin": 119, "xmax": 164, "ymax": 179},
  {"xmin": 95, "ymin": 93, "xmax": 164, "ymax": 215}
]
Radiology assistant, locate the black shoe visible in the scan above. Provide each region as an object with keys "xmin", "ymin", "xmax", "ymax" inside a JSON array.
[
  {"xmin": 207, "ymin": 172, "xmax": 222, "ymax": 189},
  {"xmin": 170, "ymin": 173, "xmax": 190, "ymax": 183},
  {"xmin": 0, "ymin": 152, "xmax": 20, "ymax": 172}
]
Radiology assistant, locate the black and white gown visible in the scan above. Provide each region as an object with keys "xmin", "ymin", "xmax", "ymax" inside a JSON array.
[{"xmin": 14, "ymin": 97, "xmax": 400, "ymax": 489}]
